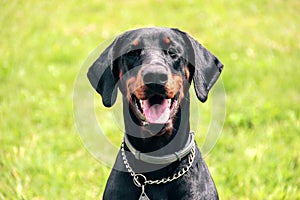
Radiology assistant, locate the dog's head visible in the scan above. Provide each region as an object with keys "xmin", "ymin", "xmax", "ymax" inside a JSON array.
[{"xmin": 88, "ymin": 27, "xmax": 223, "ymax": 135}]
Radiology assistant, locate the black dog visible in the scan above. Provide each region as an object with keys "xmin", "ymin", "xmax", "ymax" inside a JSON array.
[{"xmin": 87, "ymin": 27, "xmax": 223, "ymax": 200}]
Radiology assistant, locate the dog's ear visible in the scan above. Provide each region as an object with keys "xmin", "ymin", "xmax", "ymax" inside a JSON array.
[
  {"xmin": 188, "ymin": 36, "xmax": 224, "ymax": 102},
  {"xmin": 174, "ymin": 29, "xmax": 224, "ymax": 102},
  {"xmin": 87, "ymin": 38, "xmax": 120, "ymax": 107}
]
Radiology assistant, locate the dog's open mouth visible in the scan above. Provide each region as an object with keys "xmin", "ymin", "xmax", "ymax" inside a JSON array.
[{"xmin": 131, "ymin": 93, "xmax": 179, "ymax": 124}]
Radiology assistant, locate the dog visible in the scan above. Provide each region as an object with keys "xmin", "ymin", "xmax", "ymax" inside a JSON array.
[{"xmin": 87, "ymin": 27, "xmax": 223, "ymax": 200}]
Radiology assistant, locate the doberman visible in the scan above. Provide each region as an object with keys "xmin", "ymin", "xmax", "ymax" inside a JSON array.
[{"xmin": 87, "ymin": 27, "xmax": 224, "ymax": 200}]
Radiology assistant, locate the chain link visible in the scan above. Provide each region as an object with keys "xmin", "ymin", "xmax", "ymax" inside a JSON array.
[{"xmin": 121, "ymin": 141, "xmax": 196, "ymax": 186}]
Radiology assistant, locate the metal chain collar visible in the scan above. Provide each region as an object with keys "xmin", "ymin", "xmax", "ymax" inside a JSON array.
[{"xmin": 121, "ymin": 140, "xmax": 196, "ymax": 186}]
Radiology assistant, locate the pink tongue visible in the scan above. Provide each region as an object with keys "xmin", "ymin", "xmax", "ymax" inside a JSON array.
[{"xmin": 143, "ymin": 99, "xmax": 170, "ymax": 124}]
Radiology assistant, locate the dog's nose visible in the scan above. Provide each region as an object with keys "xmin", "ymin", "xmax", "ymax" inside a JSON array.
[{"xmin": 142, "ymin": 65, "xmax": 168, "ymax": 86}]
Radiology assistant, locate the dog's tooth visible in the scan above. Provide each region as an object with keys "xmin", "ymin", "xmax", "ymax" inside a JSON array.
[
  {"xmin": 175, "ymin": 100, "xmax": 178, "ymax": 107},
  {"xmin": 168, "ymin": 99, "xmax": 171, "ymax": 107},
  {"xmin": 140, "ymin": 100, "xmax": 143, "ymax": 108},
  {"xmin": 142, "ymin": 121, "xmax": 149, "ymax": 126}
]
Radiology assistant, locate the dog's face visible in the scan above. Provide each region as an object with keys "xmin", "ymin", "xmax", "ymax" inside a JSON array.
[
  {"xmin": 88, "ymin": 27, "xmax": 223, "ymax": 136},
  {"xmin": 116, "ymin": 29, "xmax": 191, "ymax": 127}
]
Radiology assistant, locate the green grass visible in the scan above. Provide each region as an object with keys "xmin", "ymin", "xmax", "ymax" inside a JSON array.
[{"xmin": 1, "ymin": 0, "xmax": 299, "ymax": 199}]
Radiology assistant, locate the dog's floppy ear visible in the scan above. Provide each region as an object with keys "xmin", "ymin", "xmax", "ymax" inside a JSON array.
[
  {"xmin": 176, "ymin": 29, "xmax": 224, "ymax": 102},
  {"xmin": 188, "ymin": 35, "xmax": 224, "ymax": 102},
  {"xmin": 87, "ymin": 38, "xmax": 120, "ymax": 107}
]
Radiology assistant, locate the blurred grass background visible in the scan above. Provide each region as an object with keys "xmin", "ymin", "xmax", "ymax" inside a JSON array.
[{"xmin": 1, "ymin": 0, "xmax": 299, "ymax": 199}]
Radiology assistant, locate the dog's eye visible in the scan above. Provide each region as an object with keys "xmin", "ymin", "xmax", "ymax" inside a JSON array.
[
  {"xmin": 127, "ymin": 49, "xmax": 140, "ymax": 57},
  {"xmin": 167, "ymin": 47, "xmax": 178, "ymax": 59}
]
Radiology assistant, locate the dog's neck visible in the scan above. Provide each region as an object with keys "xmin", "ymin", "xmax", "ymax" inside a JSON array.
[{"xmin": 122, "ymin": 97, "xmax": 191, "ymax": 155}]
